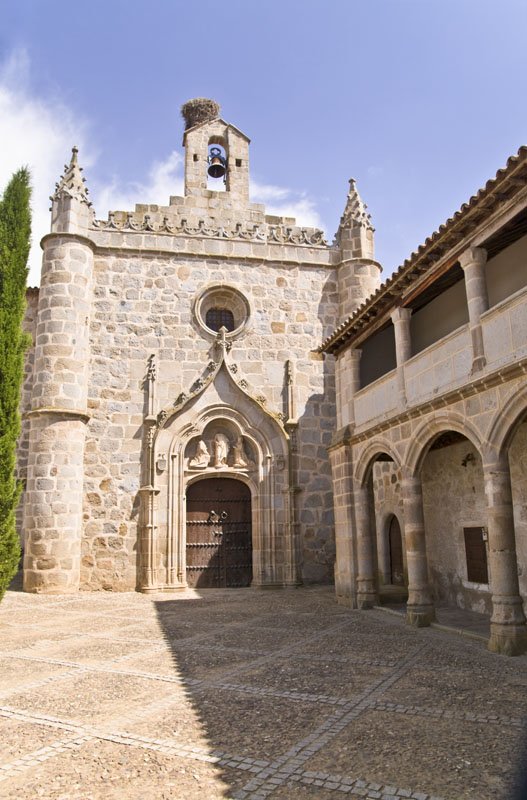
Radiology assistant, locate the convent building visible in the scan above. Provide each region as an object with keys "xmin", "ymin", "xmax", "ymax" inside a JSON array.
[{"xmin": 18, "ymin": 98, "xmax": 527, "ymax": 656}]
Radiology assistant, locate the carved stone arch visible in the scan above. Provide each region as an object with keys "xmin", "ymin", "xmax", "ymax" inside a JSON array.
[
  {"xmin": 354, "ymin": 437, "xmax": 401, "ymax": 487},
  {"xmin": 404, "ymin": 411, "xmax": 484, "ymax": 477},
  {"xmin": 485, "ymin": 384, "xmax": 527, "ymax": 462},
  {"xmin": 140, "ymin": 379, "xmax": 295, "ymax": 592}
]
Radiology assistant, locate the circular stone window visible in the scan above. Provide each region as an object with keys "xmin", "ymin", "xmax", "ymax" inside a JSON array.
[{"xmin": 194, "ymin": 285, "xmax": 250, "ymax": 340}]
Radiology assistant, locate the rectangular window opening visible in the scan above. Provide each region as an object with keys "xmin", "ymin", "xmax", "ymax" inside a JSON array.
[
  {"xmin": 235, "ymin": 158, "xmax": 242, "ymax": 167},
  {"xmin": 463, "ymin": 527, "xmax": 489, "ymax": 584}
]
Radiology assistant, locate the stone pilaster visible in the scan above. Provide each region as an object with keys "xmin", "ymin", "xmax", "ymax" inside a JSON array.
[
  {"xmin": 354, "ymin": 479, "xmax": 379, "ymax": 609},
  {"xmin": 329, "ymin": 430, "xmax": 356, "ymax": 607},
  {"xmin": 459, "ymin": 246, "xmax": 489, "ymax": 372},
  {"xmin": 391, "ymin": 306, "xmax": 412, "ymax": 406},
  {"xmin": 401, "ymin": 472, "xmax": 435, "ymax": 626},
  {"xmin": 138, "ymin": 485, "xmax": 161, "ymax": 592},
  {"xmin": 484, "ymin": 455, "xmax": 527, "ymax": 655},
  {"xmin": 335, "ymin": 348, "xmax": 361, "ymax": 428},
  {"xmin": 23, "ymin": 233, "xmax": 94, "ymax": 593}
]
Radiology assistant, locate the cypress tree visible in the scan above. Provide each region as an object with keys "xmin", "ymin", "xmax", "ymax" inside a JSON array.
[{"xmin": 0, "ymin": 168, "xmax": 31, "ymax": 600}]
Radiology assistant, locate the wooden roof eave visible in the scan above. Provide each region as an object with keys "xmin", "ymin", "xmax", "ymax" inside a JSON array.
[{"xmin": 321, "ymin": 150, "xmax": 527, "ymax": 356}]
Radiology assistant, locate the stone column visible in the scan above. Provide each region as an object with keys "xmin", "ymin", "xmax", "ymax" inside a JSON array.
[
  {"xmin": 391, "ymin": 307, "xmax": 412, "ymax": 406},
  {"xmin": 23, "ymin": 234, "xmax": 94, "ymax": 593},
  {"xmin": 483, "ymin": 455, "xmax": 527, "ymax": 655},
  {"xmin": 354, "ymin": 479, "xmax": 378, "ymax": 609},
  {"xmin": 459, "ymin": 246, "xmax": 489, "ymax": 372},
  {"xmin": 401, "ymin": 472, "xmax": 435, "ymax": 626},
  {"xmin": 329, "ymin": 432, "xmax": 356, "ymax": 607}
]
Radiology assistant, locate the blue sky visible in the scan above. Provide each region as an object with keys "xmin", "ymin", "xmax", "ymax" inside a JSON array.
[{"xmin": 2, "ymin": 0, "xmax": 527, "ymax": 285}]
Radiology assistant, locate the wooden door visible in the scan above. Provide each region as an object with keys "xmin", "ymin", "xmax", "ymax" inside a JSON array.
[
  {"xmin": 186, "ymin": 478, "xmax": 252, "ymax": 588},
  {"xmin": 389, "ymin": 515, "xmax": 404, "ymax": 586}
]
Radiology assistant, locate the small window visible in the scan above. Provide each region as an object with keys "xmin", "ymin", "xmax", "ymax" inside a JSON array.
[
  {"xmin": 235, "ymin": 158, "xmax": 242, "ymax": 167},
  {"xmin": 205, "ymin": 307, "xmax": 235, "ymax": 332},
  {"xmin": 464, "ymin": 527, "xmax": 489, "ymax": 584},
  {"xmin": 193, "ymin": 154, "xmax": 198, "ymax": 162}
]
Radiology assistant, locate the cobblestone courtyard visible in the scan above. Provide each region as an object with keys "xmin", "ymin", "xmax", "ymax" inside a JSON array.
[{"xmin": 1, "ymin": 586, "xmax": 526, "ymax": 799}]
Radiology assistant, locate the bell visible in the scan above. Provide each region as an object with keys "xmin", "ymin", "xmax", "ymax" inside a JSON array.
[{"xmin": 207, "ymin": 147, "xmax": 227, "ymax": 179}]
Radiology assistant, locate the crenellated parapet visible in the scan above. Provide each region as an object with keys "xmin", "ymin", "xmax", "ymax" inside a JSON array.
[{"xmin": 91, "ymin": 211, "xmax": 328, "ymax": 246}]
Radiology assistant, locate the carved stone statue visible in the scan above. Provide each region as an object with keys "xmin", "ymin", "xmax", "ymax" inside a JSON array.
[
  {"xmin": 232, "ymin": 435, "xmax": 248, "ymax": 468},
  {"xmin": 213, "ymin": 433, "xmax": 230, "ymax": 468},
  {"xmin": 189, "ymin": 439, "xmax": 210, "ymax": 469}
]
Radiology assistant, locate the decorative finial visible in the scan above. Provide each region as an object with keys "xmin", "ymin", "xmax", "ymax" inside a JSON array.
[
  {"xmin": 51, "ymin": 146, "xmax": 91, "ymax": 206},
  {"xmin": 337, "ymin": 178, "xmax": 373, "ymax": 235}
]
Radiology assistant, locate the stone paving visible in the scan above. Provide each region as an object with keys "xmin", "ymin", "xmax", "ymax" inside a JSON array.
[{"xmin": 0, "ymin": 586, "xmax": 526, "ymax": 799}]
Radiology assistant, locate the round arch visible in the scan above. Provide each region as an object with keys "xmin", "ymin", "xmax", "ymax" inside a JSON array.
[
  {"xmin": 354, "ymin": 437, "xmax": 402, "ymax": 487},
  {"xmin": 385, "ymin": 512, "xmax": 405, "ymax": 586},
  {"xmin": 485, "ymin": 384, "xmax": 527, "ymax": 461},
  {"xmin": 185, "ymin": 468, "xmax": 258, "ymax": 497},
  {"xmin": 404, "ymin": 411, "xmax": 484, "ymax": 477}
]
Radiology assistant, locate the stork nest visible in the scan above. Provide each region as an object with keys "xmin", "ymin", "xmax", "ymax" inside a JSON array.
[{"xmin": 181, "ymin": 98, "xmax": 220, "ymax": 130}]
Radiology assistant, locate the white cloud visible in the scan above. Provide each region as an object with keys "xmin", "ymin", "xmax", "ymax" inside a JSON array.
[
  {"xmin": 92, "ymin": 151, "xmax": 184, "ymax": 217},
  {"xmin": 0, "ymin": 49, "xmax": 91, "ymax": 285},
  {"xmin": 250, "ymin": 179, "xmax": 325, "ymax": 230}
]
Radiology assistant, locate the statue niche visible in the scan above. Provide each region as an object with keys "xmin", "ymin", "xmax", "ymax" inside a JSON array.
[
  {"xmin": 213, "ymin": 433, "xmax": 230, "ymax": 468},
  {"xmin": 185, "ymin": 428, "xmax": 255, "ymax": 471}
]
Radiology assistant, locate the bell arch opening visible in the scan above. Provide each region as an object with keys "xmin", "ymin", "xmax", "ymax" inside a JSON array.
[{"xmin": 207, "ymin": 139, "xmax": 227, "ymax": 191}]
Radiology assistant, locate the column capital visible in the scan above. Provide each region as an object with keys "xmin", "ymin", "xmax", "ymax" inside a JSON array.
[
  {"xmin": 390, "ymin": 306, "xmax": 412, "ymax": 324},
  {"xmin": 459, "ymin": 246, "xmax": 487, "ymax": 270}
]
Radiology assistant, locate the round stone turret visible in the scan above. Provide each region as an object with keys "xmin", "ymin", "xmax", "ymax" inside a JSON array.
[{"xmin": 181, "ymin": 97, "xmax": 220, "ymax": 130}]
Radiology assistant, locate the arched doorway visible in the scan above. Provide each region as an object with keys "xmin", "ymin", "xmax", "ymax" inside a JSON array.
[
  {"xmin": 186, "ymin": 478, "xmax": 252, "ymax": 588},
  {"xmin": 388, "ymin": 515, "xmax": 404, "ymax": 585},
  {"xmin": 420, "ymin": 430, "xmax": 489, "ymax": 612}
]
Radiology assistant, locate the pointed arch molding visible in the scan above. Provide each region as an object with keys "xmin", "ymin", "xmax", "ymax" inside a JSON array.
[
  {"xmin": 154, "ymin": 330, "xmax": 287, "ymax": 436},
  {"xmin": 404, "ymin": 411, "xmax": 484, "ymax": 477},
  {"xmin": 139, "ymin": 340, "xmax": 297, "ymax": 594}
]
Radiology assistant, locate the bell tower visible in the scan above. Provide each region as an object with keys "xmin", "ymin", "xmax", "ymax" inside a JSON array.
[{"xmin": 181, "ymin": 97, "xmax": 250, "ymax": 203}]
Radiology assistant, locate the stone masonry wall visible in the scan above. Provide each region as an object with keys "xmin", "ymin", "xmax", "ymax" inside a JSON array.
[
  {"xmin": 420, "ymin": 440, "xmax": 490, "ymax": 613},
  {"xmin": 81, "ymin": 249, "xmax": 338, "ymax": 590}
]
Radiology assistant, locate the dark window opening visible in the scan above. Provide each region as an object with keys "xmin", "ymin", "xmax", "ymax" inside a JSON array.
[
  {"xmin": 193, "ymin": 153, "xmax": 198, "ymax": 162},
  {"xmin": 464, "ymin": 527, "xmax": 489, "ymax": 584},
  {"xmin": 235, "ymin": 158, "xmax": 242, "ymax": 167},
  {"xmin": 359, "ymin": 324, "xmax": 397, "ymax": 389},
  {"xmin": 205, "ymin": 307, "xmax": 235, "ymax": 332}
]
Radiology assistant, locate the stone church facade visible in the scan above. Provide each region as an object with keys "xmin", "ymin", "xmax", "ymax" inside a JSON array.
[{"xmin": 19, "ymin": 99, "xmax": 380, "ymax": 595}]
